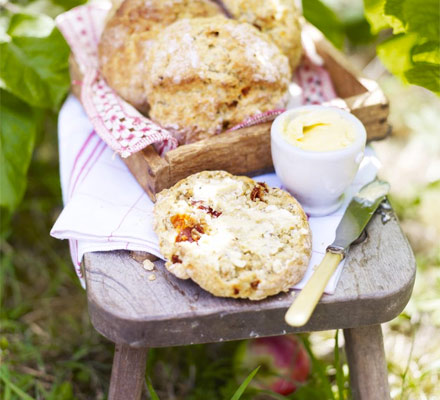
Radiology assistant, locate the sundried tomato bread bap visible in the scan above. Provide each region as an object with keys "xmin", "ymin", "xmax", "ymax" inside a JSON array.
[
  {"xmin": 145, "ymin": 16, "xmax": 291, "ymax": 144},
  {"xmin": 98, "ymin": 0, "xmax": 223, "ymax": 112},
  {"xmin": 222, "ymin": 0, "xmax": 302, "ymax": 71},
  {"xmin": 153, "ymin": 171, "xmax": 311, "ymax": 300}
]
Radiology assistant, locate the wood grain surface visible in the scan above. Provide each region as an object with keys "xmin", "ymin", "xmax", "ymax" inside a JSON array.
[
  {"xmin": 344, "ymin": 325, "xmax": 391, "ymax": 400},
  {"xmin": 84, "ymin": 212, "xmax": 415, "ymax": 348},
  {"xmin": 108, "ymin": 344, "xmax": 148, "ymax": 400}
]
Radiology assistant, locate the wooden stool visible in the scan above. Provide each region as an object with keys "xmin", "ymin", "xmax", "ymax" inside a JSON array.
[{"xmin": 84, "ymin": 212, "xmax": 415, "ymax": 400}]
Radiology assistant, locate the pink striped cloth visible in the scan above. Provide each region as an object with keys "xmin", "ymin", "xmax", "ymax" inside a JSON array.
[
  {"xmin": 55, "ymin": 2, "xmax": 178, "ymax": 157},
  {"xmin": 55, "ymin": 3, "xmax": 338, "ymax": 158},
  {"xmin": 50, "ymin": 95, "xmax": 380, "ymax": 291}
]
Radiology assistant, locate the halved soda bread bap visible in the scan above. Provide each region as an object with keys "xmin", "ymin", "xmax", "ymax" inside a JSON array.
[
  {"xmin": 98, "ymin": 0, "xmax": 223, "ymax": 113},
  {"xmin": 222, "ymin": 0, "xmax": 303, "ymax": 71},
  {"xmin": 145, "ymin": 16, "xmax": 291, "ymax": 144},
  {"xmin": 153, "ymin": 171, "xmax": 311, "ymax": 300}
]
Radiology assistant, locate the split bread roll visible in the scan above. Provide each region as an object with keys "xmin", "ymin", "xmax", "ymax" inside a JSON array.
[
  {"xmin": 98, "ymin": 0, "xmax": 223, "ymax": 112},
  {"xmin": 145, "ymin": 16, "xmax": 291, "ymax": 144},
  {"xmin": 153, "ymin": 171, "xmax": 312, "ymax": 300}
]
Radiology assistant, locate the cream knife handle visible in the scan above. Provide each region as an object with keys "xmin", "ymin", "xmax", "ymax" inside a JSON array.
[{"xmin": 285, "ymin": 252, "xmax": 343, "ymax": 327}]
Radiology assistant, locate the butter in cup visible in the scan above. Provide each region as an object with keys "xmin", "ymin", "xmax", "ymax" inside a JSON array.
[
  {"xmin": 271, "ymin": 105, "xmax": 367, "ymax": 217},
  {"xmin": 282, "ymin": 109, "xmax": 357, "ymax": 151}
]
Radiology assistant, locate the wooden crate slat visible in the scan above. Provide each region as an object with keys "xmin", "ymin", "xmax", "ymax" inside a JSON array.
[{"xmin": 165, "ymin": 123, "xmax": 272, "ymax": 187}]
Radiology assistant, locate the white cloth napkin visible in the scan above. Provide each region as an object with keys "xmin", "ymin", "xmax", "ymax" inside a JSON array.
[{"xmin": 51, "ymin": 95, "xmax": 380, "ymax": 292}]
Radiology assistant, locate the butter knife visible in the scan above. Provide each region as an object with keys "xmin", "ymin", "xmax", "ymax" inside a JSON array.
[{"xmin": 285, "ymin": 179, "xmax": 390, "ymax": 327}]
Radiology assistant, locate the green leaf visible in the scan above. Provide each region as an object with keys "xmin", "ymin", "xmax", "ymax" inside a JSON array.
[
  {"xmin": 384, "ymin": 0, "xmax": 405, "ymax": 22},
  {"xmin": 47, "ymin": 382, "xmax": 74, "ymax": 400},
  {"xmin": 363, "ymin": 0, "xmax": 389, "ymax": 33},
  {"xmin": 382, "ymin": 0, "xmax": 440, "ymax": 38},
  {"xmin": 411, "ymin": 41, "xmax": 440, "ymax": 65},
  {"xmin": 145, "ymin": 375, "xmax": 160, "ymax": 400},
  {"xmin": 7, "ymin": 11, "xmax": 54, "ymax": 37},
  {"xmin": 334, "ymin": 330, "xmax": 345, "ymax": 400},
  {"xmin": 302, "ymin": 0, "xmax": 345, "ymax": 49},
  {"xmin": 52, "ymin": 0, "xmax": 87, "ymax": 10},
  {"xmin": 0, "ymin": 90, "xmax": 38, "ymax": 218},
  {"xmin": 402, "ymin": 0, "xmax": 440, "ymax": 40},
  {"xmin": 22, "ymin": 0, "xmax": 87, "ymax": 18},
  {"xmin": 405, "ymin": 65, "xmax": 440, "ymax": 94},
  {"xmin": 366, "ymin": 0, "xmax": 440, "ymax": 94},
  {"xmin": 344, "ymin": 17, "xmax": 377, "ymax": 45},
  {"xmin": 300, "ymin": 336, "xmax": 335, "ymax": 400},
  {"xmin": 0, "ymin": 12, "xmax": 70, "ymax": 110},
  {"xmin": 0, "ymin": 366, "xmax": 35, "ymax": 400},
  {"xmin": 377, "ymin": 33, "xmax": 418, "ymax": 82},
  {"xmin": 21, "ymin": 0, "xmax": 66, "ymax": 19},
  {"xmin": 383, "ymin": 0, "xmax": 406, "ymax": 33},
  {"xmin": 364, "ymin": 0, "xmax": 405, "ymax": 33},
  {"xmin": 0, "ymin": 11, "xmax": 10, "ymax": 39},
  {"xmin": 230, "ymin": 366, "xmax": 260, "ymax": 400}
]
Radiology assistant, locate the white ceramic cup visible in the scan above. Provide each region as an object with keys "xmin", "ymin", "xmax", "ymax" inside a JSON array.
[{"xmin": 271, "ymin": 105, "xmax": 366, "ymax": 217}]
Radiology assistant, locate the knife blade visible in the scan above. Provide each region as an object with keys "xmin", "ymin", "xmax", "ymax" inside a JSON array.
[
  {"xmin": 285, "ymin": 179, "xmax": 390, "ymax": 327},
  {"xmin": 327, "ymin": 179, "xmax": 390, "ymax": 255}
]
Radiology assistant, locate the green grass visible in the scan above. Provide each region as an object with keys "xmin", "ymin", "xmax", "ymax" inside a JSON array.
[{"xmin": 0, "ymin": 125, "xmax": 113, "ymax": 400}]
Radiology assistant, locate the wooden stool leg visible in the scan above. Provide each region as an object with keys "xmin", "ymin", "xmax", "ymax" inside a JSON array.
[
  {"xmin": 108, "ymin": 344, "xmax": 148, "ymax": 400},
  {"xmin": 343, "ymin": 325, "xmax": 390, "ymax": 400}
]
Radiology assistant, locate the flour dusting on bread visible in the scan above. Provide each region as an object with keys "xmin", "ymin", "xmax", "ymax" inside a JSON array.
[
  {"xmin": 145, "ymin": 16, "xmax": 291, "ymax": 144},
  {"xmin": 222, "ymin": 0, "xmax": 303, "ymax": 70},
  {"xmin": 98, "ymin": 0, "xmax": 223, "ymax": 112}
]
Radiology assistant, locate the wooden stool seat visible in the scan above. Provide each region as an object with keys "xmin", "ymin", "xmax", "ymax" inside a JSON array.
[{"xmin": 83, "ymin": 212, "xmax": 415, "ymax": 399}]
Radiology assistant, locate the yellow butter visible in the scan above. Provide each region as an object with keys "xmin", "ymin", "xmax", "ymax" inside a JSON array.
[{"xmin": 282, "ymin": 110, "xmax": 356, "ymax": 151}]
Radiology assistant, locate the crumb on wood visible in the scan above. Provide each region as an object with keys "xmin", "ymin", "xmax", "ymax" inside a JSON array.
[
  {"xmin": 130, "ymin": 251, "xmax": 157, "ymax": 263},
  {"xmin": 143, "ymin": 259, "xmax": 155, "ymax": 271}
]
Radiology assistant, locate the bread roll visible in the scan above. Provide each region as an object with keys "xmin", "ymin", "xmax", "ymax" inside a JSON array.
[
  {"xmin": 222, "ymin": 0, "xmax": 302, "ymax": 71},
  {"xmin": 153, "ymin": 171, "xmax": 311, "ymax": 300},
  {"xmin": 145, "ymin": 16, "xmax": 291, "ymax": 144},
  {"xmin": 98, "ymin": 0, "xmax": 223, "ymax": 112}
]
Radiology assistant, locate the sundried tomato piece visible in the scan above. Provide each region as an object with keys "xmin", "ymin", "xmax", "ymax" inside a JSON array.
[
  {"xmin": 250, "ymin": 186, "xmax": 260, "ymax": 201},
  {"xmin": 250, "ymin": 182, "xmax": 269, "ymax": 201},
  {"xmin": 258, "ymin": 182, "xmax": 269, "ymax": 192},
  {"xmin": 176, "ymin": 227, "xmax": 193, "ymax": 243},
  {"xmin": 171, "ymin": 213, "xmax": 205, "ymax": 243},
  {"xmin": 175, "ymin": 226, "xmax": 205, "ymax": 243},
  {"xmin": 194, "ymin": 224, "xmax": 204, "ymax": 234},
  {"xmin": 171, "ymin": 214, "xmax": 190, "ymax": 230},
  {"xmin": 191, "ymin": 200, "xmax": 222, "ymax": 218},
  {"xmin": 208, "ymin": 208, "xmax": 222, "ymax": 218},
  {"xmin": 251, "ymin": 280, "xmax": 260, "ymax": 289},
  {"xmin": 171, "ymin": 254, "xmax": 182, "ymax": 263}
]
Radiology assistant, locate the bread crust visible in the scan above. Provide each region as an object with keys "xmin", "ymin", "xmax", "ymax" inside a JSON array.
[
  {"xmin": 98, "ymin": 0, "xmax": 223, "ymax": 112},
  {"xmin": 153, "ymin": 171, "xmax": 312, "ymax": 300},
  {"xmin": 222, "ymin": 0, "xmax": 303, "ymax": 71},
  {"xmin": 145, "ymin": 16, "xmax": 291, "ymax": 144}
]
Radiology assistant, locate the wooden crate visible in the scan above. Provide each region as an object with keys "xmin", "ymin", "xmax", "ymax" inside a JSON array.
[{"xmin": 70, "ymin": 24, "xmax": 389, "ymax": 201}]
